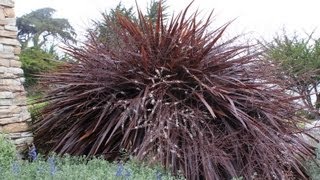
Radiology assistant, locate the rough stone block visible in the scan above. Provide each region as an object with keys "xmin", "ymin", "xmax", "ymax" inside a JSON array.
[
  {"xmin": 0, "ymin": 72, "xmax": 16, "ymax": 78},
  {"xmin": 0, "ymin": 84, "xmax": 23, "ymax": 92},
  {"xmin": 0, "ymin": 66, "xmax": 6, "ymax": 73},
  {"xmin": 8, "ymin": 132, "xmax": 33, "ymax": 139},
  {"xmin": 19, "ymin": 77, "xmax": 25, "ymax": 83},
  {"xmin": 0, "ymin": 116, "xmax": 19, "ymax": 124},
  {"xmin": 20, "ymin": 111, "xmax": 30, "ymax": 121},
  {"xmin": 0, "ymin": 105, "xmax": 9, "ymax": 109},
  {"xmin": 0, "ymin": 113, "xmax": 12, "ymax": 118},
  {"xmin": 4, "ymin": 110, "xmax": 31, "ymax": 123},
  {"xmin": 0, "ymin": 0, "xmax": 14, "ymax": 8},
  {"xmin": 0, "ymin": 59, "xmax": 9, "ymax": 67},
  {"xmin": 0, "ymin": 91, "xmax": 13, "ymax": 98},
  {"xmin": 13, "ymin": 46, "xmax": 20, "ymax": 54},
  {"xmin": 0, "ymin": 29, "xmax": 16, "ymax": 38},
  {"xmin": 12, "ymin": 137, "xmax": 33, "ymax": 145},
  {"xmin": 0, "ymin": 78, "xmax": 21, "ymax": 86},
  {"xmin": 3, "ymin": 7, "xmax": 14, "ymax": 18},
  {"xmin": 0, "ymin": 104, "xmax": 8, "ymax": 109},
  {"xmin": 12, "ymin": 95, "xmax": 27, "ymax": 105},
  {"xmin": 0, "ymin": 105, "xmax": 20, "ymax": 114},
  {"xmin": 1, "ymin": 122, "xmax": 28, "ymax": 133},
  {"xmin": 0, "ymin": 37, "xmax": 19, "ymax": 46},
  {"xmin": 13, "ymin": 91, "xmax": 25, "ymax": 97},
  {"xmin": 0, "ymin": 98, "xmax": 12, "ymax": 105},
  {"xmin": 4, "ymin": 25, "xmax": 16, "ymax": 31},
  {"xmin": 6, "ymin": 67, "xmax": 23, "ymax": 75},
  {"xmin": 0, "ymin": 18, "xmax": 15, "ymax": 25},
  {"xmin": 0, "ymin": 8, "xmax": 5, "ymax": 19},
  {"xmin": 0, "ymin": 52, "xmax": 13, "ymax": 58},
  {"xmin": 3, "ymin": 44, "xmax": 13, "ymax": 52},
  {"xmin": 9, "ymin": 59, "xmax": 20, "ymax": 67}
]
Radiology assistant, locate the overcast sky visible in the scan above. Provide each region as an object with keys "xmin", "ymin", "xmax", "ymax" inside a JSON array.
[{"xmin": 15, "ymin": 0, "xmax": 320, "ymax": 42}]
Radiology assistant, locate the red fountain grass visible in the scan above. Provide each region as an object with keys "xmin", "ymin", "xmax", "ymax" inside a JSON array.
[{"xmin": 34, "ymin": 3, "xmax": 316, "ymax": 180}]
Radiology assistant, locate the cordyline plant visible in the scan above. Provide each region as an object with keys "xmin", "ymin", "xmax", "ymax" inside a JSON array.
[{"xmin": 34, "ymin": 2, "xmax": 316, "ymax": 180}]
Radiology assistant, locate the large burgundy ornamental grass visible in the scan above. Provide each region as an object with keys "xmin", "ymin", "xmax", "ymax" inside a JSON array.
[{"xmin": 35, "ymin": 2, "xmax": 316, "ymax": 180}]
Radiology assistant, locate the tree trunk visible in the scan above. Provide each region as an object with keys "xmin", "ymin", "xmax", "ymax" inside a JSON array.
[{"xmin": 316, "ymin": 93, "xmax": 320, "ymax": 109}]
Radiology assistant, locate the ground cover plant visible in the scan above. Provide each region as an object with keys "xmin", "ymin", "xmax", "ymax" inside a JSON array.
[
  {"xmin": 34, "ymin": 2, "xmax": 316, "ymax": 180},
  {"xmin": 0, "ymin": 157, "xmax": 182, "ymax": 180},
  {"xmin": 0, "ymin": 134, "xmax": 181, "ymax": 179}
]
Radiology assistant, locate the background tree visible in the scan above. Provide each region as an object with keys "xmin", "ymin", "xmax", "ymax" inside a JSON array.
[
  {"xmin": 17, "ymin": 7, "xmax": 76, "ymax": 49},
  {"xmin": 264, "ymin": 32, "xmax": 320, "ymax": 118},
  {"xmin": 17, "ymin": 8, "xmax": 76, "ymax": 94},
  {"xmin": 145, "ymin": 0, "xmax": 168, "ymax": 24},
  {"xmin": 92, "ymin": 3, "xmax": 137, "ymax": 44},
  {"xmin": 92, "ymin": 0, "xmax": 168, "ymax": 44}
]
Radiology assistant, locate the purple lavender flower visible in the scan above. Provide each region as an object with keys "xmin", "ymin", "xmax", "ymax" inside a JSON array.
[
  {"xmin": 12, "ymin": 161, "xmax": 20, "ymax": 174},
  {"xmin": 156, "ymin": 171, "xmax": 162, "ymax": 180},
  {"xmin": 115, "ymin": 163, "xmax": 124, "ymax": 176},
  {"xmin": 48, "ymin": 157, "xmax": 57, "ymax": 175},
  {"xmin": 125, "ymin": 168, "xmax": 131, "ymax": 180}
]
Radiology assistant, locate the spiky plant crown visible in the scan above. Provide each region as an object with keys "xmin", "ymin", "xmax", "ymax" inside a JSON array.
[{"xmin": 35, "ymin": 3, "xmax": 315, "ymax": 180}]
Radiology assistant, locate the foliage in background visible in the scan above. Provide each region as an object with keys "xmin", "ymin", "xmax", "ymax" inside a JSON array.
[
  {"xmin": 92, "ymin": 2, "xmax": 137, "ymax": 44},
  {"xmin": 264, "ymin": 32, "xmax": 320, "ymax": 118},
  {"xmin": 27, "ymin": 95, "xmax": 47, "ymax": 124},
  {"xmin": 92, "ymin": 0, "xmax": 168, "ymax": 44},
  {"xmin": 0, "ymin": 134, "xmax": 17, "ymax": 168},
  {"xmin": 34, "ymin": 2, "xmax": 315, "ymax": 180},
  {"xmin": 17, "ymin": 7, "xmax": 76, "ymax": 50},
  {"xmin": 145, "ymin": 0, "xmax": 169, "ymax": 24},
  {"xmin": 20, "ymin": 47, "xmax": 61, "ymax": 91},
  {"xmin": 305, "ymin": 143, "xmax": 320, "ymax": 180}
]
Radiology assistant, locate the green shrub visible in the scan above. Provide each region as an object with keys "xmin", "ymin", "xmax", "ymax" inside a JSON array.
[
  {"xmin": 0, "ymin": 134, "xmax": 17, "ymax": 168},
  {"xmin": 305, "ymin": 144, "xmax": 320, "ymax": 179},
  {"xmin": 20, "ymin": 47, "xmax": 61, "ymax": 89},
  {"xmin": 27, "ymin": 95, "xmax": 47, "ymax": 123},
  {"xmin": 0, "ymin": 155, "xmax": 183, "ymax": 180}
]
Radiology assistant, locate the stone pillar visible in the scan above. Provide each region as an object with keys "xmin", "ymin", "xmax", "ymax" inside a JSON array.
[{"xmin": 0, "ymin": 0, "xmax": 33, "ymax": 151}]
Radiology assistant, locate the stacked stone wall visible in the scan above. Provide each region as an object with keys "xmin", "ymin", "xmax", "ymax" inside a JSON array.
[{"xmin": 0, "ymin": 0, "xmax": 33, "ymax": 151}]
